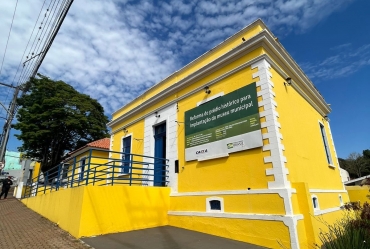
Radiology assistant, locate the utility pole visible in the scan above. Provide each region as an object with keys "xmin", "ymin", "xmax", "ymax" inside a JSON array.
[
  {"xmin": 0, "ymin": 82, "xmax": 22, "ymax": 166},
  {"xmin": 0, "ymin": 0, "xmax": 75, "ymax": 169}
]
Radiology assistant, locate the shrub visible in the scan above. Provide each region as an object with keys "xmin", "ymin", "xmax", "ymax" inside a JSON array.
[{"xmin": 317, "ymin": 202, "xmax": 370, "ymax": 249}]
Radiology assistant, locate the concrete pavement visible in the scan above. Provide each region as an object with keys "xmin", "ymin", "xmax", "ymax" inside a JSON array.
[
  {"xmin": 0, "ymin": 190, "xmax": 91, "ymax": 249},
  {"xmin": 82, "ymin": 226, "xmax": 267, "ymax": 249},
  {"xmin": 1, "ymin": 190, "xmax": 267, "ymax": 249}
]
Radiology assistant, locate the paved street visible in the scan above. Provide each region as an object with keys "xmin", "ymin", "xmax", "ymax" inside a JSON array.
[{"xmin": 0, "ymin": 190, "xmax": 91, "ymax": 249}]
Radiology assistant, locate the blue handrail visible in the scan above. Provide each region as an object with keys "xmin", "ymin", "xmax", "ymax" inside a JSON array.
[{"xmin": 22, "ymin": 149, "xmax": 169, "ymax": 198}]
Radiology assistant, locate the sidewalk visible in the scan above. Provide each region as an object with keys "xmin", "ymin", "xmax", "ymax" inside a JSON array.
[
  {"xmin": 1, "ymin": 190, "xmax": 266, "ymax": 249},
  {"xmin": 0, "ymin": 190, "xmax": 91, "ymax": 249}
]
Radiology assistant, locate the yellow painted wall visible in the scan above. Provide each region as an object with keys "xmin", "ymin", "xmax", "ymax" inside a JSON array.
[
  {"xmin": 311, "ymin": 210, "xmax": 347, "ymax": 247},
  {"xmin": 311, "ymin": 192, "xmax": 348, "ymax": 210},
  {"xmin": 66, "ymin": 149, "xmax": 110, "ymax": 186},
  {"xmin": 111, "ymin": 119, "xmax": 145, "ymax": 156},
  {"xmin": 79, "ymin": 186, "xmax": 170, "ymax": 237},
  {"xmin": 111, "ymin": 48, "xmax": 265, "ymax": 133},
  {"xmin": 170, "ymin": 194, "xmax": 285, "ymax": 215},
  {"xmin": 176, "ymin": 51, "xmax": 273, "ymax": 192},
  {"xmin": 292, "ymin": 182, "xmax": 349, "ymax": 248},
  {"xmin": 107, "ymin": 19, "xmax": 348, "ymax": 249},
  {"xmin": 109, "ymin": 120, "xmax": 146, "ymax": 184},
  {"xmin": 33, "ymin": 162, "xmax": 41, "ymax": 179},
  {"xmin": 22, "ymin": 187, "xmax": 84, "ymax": 237},
  {"xmin": 110, "ymin": 47, "xmax": 270, "ymax": 193},
  {"xmin": 270, "ymin": 67, "xmax": 344, "ymax": 190},
  {"xmin": 169, "ymin": 215, "xmax": 290, "ymax": 249},
  {"xmin": 346, "ymin": 186, "xmax": 370, "ymax": 204},
  {"xmin": 22, "ymin": 185, "xmax": 171, "ymax": 238}
]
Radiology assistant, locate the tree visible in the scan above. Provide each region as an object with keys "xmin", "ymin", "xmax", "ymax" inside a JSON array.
[
  {"xmin": 13, "ymin": 74, "xmax": 109, "ymax": 172},
  {"xmin": 345, "ymin": 152, "xmax": 368, "ymax": 178},
  {"xmin": 364, "ymin": 150, "xmax": 370, "ymax": 159}
]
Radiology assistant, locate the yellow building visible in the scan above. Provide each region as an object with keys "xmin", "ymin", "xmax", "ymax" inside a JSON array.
[
  {"xmin": 107, "ymin": 19, "xmax": 348, "ymax": 249},
  {"xmin": 65, "ymin": 138, "xmax": 111, "ymax": 186}
]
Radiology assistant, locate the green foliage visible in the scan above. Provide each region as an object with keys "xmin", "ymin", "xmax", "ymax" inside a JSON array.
[
  {"xmin": 13, "ymin": 74, "xmax": 109, "ymax": 172},
  {"xmin": 364, "ymin": 150, "xmax": 370, "ymax": 160},
  {"xmin": 339, "ymin": 150, "xmax": 370, "ymax": 178},
  {"xmin": 316, "ymin": 202, "xmax": 370, "ymax": 249}
]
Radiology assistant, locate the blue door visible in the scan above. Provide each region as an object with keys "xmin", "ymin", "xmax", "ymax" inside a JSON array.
[
  {"xmin": 122, "ymin": 136, "xmax": 131, "ymax": 174},
  {"xmin": 154, "ymin": 123, "xmax": 166, "ymax": 186}
]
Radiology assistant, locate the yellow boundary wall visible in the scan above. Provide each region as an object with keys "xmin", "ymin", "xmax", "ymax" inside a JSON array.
[
  {"xmin": 21, "ymin": 185, "xmax": 171, "ymax": 238},
  {"xmin": 346, "ymin": 186, "xmax": 370, "ymax": 204}
]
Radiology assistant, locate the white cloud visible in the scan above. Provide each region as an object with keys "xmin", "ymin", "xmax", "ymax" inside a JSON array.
[
  {"xmin": 0, "ymin": 0, "xmax": 356, "ymax": 119},
  {"xmin": 301, "ymin": 43, "xmax": 370, "ymax": 80}
]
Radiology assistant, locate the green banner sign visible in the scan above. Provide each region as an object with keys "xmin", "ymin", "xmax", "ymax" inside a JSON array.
[{"xmin": 185, "ymin": 83, "xmax": 260, "ymax": 149}]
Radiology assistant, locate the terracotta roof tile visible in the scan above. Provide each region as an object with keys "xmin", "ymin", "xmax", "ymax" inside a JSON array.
[
  {"xmin": 87, "ymin": 138, "xmax": 110, "ymax": 150},
  {"xmin": 66, "ymin": 138, "xmax": 110, "ymax": 159}
]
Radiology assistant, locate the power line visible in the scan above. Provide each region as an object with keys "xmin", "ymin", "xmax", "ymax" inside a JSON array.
[
  {"xmin": 16, "ymin": 0, "xmax": 55, "ymax": 87},
  {"xmin": 18, "ymin": 0, "xmax": 66, "ymax": 87},
  {"xmin": 10, "ymin": 0, "xmax": 48, "ymax": 87},
  {"xmin": 0, "ymin": 0, "xmax": 19, "ymax": 77},
  {"xmin": 0, "ymin": 87, "xmax": 12, "ymax": 117},
  {"xmin": 0, "ymin": 0, "xmax": 75, "ymax": 165},
  {"xmin": 21, "ymin": 0, "xmax": 70, "ymax": 89},
  {"xmin": 1, "ymin": 0, "xmax": 43, "ymax": 119}
]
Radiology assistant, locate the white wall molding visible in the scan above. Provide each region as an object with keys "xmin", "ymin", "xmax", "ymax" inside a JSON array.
[
  {"xmin": 314, "ymin": 207, "xmax": 341, "ymax": 216},
  {"xmin": 170, "ymin": 188, "xmax": 296, "ymax": 197},
  {"xmin": 282, "ymin": 217, "xmax": 300, "ymax": 249},
  {"xmin": 168, "ymin": 209, "xmax": 302, "ymax": 249},
  {"xmin": 144, "ymin": 103, "xmax": 178, "ymax": 191},
  {"xmin": 110, "ymin": 27, "xmax": 330, "ymax": 128},
  {"xmin": 168, "ymin": 210, "xmax": 303, "ymax": 222},
  {"xmin": 197, "ymin": 92, "xmax": 224, "ymax": 106},
  {"xmin": 252, "ymin": 59, "xmax": 290, "ymax": 190},
  {"xmin": 309, "ymin": 189, "xmax": 347, "ymax": 193},
  {"xmin": 110, "ymin": 54, "xmax": 269, "ymax": 134},
  {"xmin": 276, "ymin": 189, "xmax": 294, "ymax": 216},
  {"xmin": 327, "ymin": 122, "xmax": 341, "ymax": 171},
  {"xmin": 106, "ymin": 134, "xmax": 115, "ymax": 184},
  {"xmin": 251, "ymin": 58, "xmax": 297, "ymax": 248}
]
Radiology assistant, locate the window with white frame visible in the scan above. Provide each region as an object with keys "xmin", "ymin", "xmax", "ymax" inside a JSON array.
[
  {"xmin": 79, "ymin": 158, "xmax": 86, "ymax": 181},
  {"xmin": 312, "ymin": 195, "xmax": 320, "ymax": 210},
  {"xmin": 339, "ymin": 195, "xmax": 343, "ymax": 205},
  {"xmin": 319, "ymin": 122, "xmax": 333, "ymax": 165},
  {"xmin": 206, "ymin": 197, "xmax": 224, "ymax": 213},
  {"xmin": 122, "ymin": 136, "xmax": 132, "ymax": 174}
]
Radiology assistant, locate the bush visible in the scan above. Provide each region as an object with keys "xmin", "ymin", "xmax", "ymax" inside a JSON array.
[{"xmin": 317, "ymin": 202, "xmax": 370, "ymax": 249}]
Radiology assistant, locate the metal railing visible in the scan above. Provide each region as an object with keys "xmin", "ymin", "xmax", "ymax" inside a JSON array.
[{"xmin": 22, "ymin": 149, "xmax": 169, "ymax": 198}]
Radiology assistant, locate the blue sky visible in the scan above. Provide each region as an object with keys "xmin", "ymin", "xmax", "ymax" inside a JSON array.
[{"xmin": 0, "ymin": 0, "xmax": 369, "ymax": 159}]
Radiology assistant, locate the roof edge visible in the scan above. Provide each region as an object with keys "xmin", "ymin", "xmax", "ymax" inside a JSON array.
[{"xmin": 111, "ymin": 19, "xmax": 269, "ymax": 117}]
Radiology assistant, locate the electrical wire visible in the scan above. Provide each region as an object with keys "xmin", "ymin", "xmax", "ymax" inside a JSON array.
[
  {"xmin": 0, "ymin": 88, "xmax": 12, "ymax": 117},
  {"xmin": 0, "ymin": 0, "xmax": 19, "ymax": 78},
  {"xmin": 22, "ymin": 0, "xmax": 63, "ymax": 83},
  {"xmin": 18, "ymin": 0, "xmax": 69, "ymax": 87},
  {"xmin": 0, "ymin": 0, "xmax": 74, "ymax": 163},
  {"xmin": 0, "ymin": 0, "xmax": 49, "ymax": 121},
  {"xmin": 29, "ymin": 0, "xmax": 68, "ymax": 79},
  {"xmin": 10, "ymin": 0, "xmax": 48, "ymax": 86},
  {"xmin": 22, "ymin": 0, "xmax": 72, "ymax": 89},
  {"xmin": 16, "ymin": 0, "xmax": 56, "ymax": 86}
]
